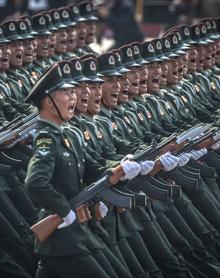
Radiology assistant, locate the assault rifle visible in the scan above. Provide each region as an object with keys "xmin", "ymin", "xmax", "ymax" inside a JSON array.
[
  {"xmin": 0, "ymin": 114, "xmax": 38, "ymax": 149},
  {"xmin": 31, "ymin": 132, "xmax": 189, "ymax": 242}
]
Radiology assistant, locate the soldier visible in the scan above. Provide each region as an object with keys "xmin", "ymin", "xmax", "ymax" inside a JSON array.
[{"xmin": 25, "ymin": 62, "xmax": 140, "ymax": 277}]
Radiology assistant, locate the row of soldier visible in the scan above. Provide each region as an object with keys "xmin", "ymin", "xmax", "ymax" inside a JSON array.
[{"xmin": 1, "ymin": 0, "xmax": 220, "ymax": 277}]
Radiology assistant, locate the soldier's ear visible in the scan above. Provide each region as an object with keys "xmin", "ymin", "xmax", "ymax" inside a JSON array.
[{"xmin": 45, "ymin": 96, "xmax": 53, "ymax": 107}]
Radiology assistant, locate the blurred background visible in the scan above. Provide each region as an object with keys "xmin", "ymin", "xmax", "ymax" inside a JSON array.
[{"xmin": 1, "ymin": 0, "xmax": 220, "ymax": 51}]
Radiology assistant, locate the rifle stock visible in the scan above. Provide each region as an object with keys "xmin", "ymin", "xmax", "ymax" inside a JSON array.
[{"xmin": 31, "ymin": 214, "xmax": 63, "ymax": 242}]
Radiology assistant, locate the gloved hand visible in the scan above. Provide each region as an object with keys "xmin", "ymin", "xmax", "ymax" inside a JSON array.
[
  {"xmin": 58, "ymin": 210, "xmax": 76, "ymax": 229},
  {"xmin": 191, "ymin": 150, "xmax": 204, "ymax": 160},
  {"xmin": 159, "ymin": 154, "xmax": 179, "ymax": 171},
  {"xmin": 120, "ymin": 154, "xmax": 140, "ymax": 180},
  {"xmin": 178, "ymin": 153, "xmax": 191, "ymax": 167},
  {"xmin": 139, "ymin": 160, "xmax": 155, "ymax": 175},
  {"xmin": 99, "ymin": 201, "xmax": 108, "ymax": 218},
  {"xmin": 200, "ymin": 147, "xmax": 207, "ymax": 155},
  {"xmin": 211, "ymin": 140, "xmax": 220, "ymax": 150}
]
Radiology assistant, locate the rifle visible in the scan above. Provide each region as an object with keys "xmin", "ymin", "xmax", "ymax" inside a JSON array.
[
  {"xmin": 0, "ymin": 115, "xmax": 38, "ymax": 149},
  {"xmin": 31, "ymin": 133, "xmax": 188, "ymax": 242}
]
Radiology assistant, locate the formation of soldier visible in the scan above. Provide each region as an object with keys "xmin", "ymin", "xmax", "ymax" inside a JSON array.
[{"xmin": 1, "ymin": 1, "xmax": 220, "ymax": 277}]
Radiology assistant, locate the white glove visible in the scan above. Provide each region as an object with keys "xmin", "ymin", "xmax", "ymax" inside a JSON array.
[
  {"xmin": 191, "ymin": 150, "xmax": 204, "ymax": 160},
  {"xmin": 200, "ymin": 147, "xmax": 207, "ymax": 155},
  {"xmin": 99, "ymin": 201, "xmax": 108, "ymax": 218},
  {"xmin": 120, "ymin": 154, "xmax": 140, "ymax": 180},
  {"xmin": 178, "ymin": 153, "xmax": 191, "ymax": 167},
  {"xmin": 139, "ymin": 160, "xmax": 155, "ymax": 175},
  {"xmin": 58, "ymin": 210, "xmax": 76, "ymax": 229},
  {"xmin": 211, "ymin": 140, "xmax": 220, "ymax": 150},
  {"xmin": 159, "ymin": 154, "xmax": 179, "ymax": 171}
]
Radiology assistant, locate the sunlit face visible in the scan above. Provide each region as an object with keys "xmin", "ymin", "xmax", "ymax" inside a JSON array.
[
  {"xmin": 85, "ymin": 21, "xmax": 96, "ymax": 44},
  {"xmin": 75, "ymin": 82, "xmax": 90, "ymax": 113},
  {"xmin": 147, "ymin": 61, "xmax": 161, "ymax": 93},
  {"xmin": 203, "ymin": 44, "xmax": 213, "ymax": 69},
  {"xmin": 118, "ymin": 74, "xmax": 130, "ymax": 103},
  {"xmin": 187, "ymin": 46, "xmax": 197, "ymax": 72},
  {"xmin": 87, "ymin": 82, "xmax": 102, "ymax": 115},
  {"xmin": 0, "ymin": 44, "xmax": 11, "ymax": 70},
  {"xmin": 36, "ymin": 36, "xmax": 50, "ymax": 58},
  {"xmin": 49, "ymin": 32, "xmax": 57, "ymax": 56},
  {"xmin": 176, "ymin": 56, "xmax": 184, "ymax": 81},
  {"xmin": 67, "ymin": 26, "xmax": 77, "ymax": 52},
  {"xmin": 32, "ymin": 38, "xmax": 37, "ymax": 61},
  {"xmin": 127, "ymin": 67, "xmax": 140, "ymax": 96},
  {"xmin": 76, "ymin": 22, "xmax": 87, "ymax": 48},
  {"xmin": 195, "ymin": 45, "xmax": 205, "ymax": 71},
  {"xmin": 215, "ymin": 41, "xmax": 220, "ymax": 65},
  {"xmin": 49, "ymin": 87, "xmax": 76, "ymax": 123},
  {"xmin": 138, "ymin": 65, "xmax": 148, "ymax": 94},
  {"xmin": 160, "ymin": 60, "xmax": 168, "ymax": 87},
  {"xmin": 9, "ymin": 40, "xmax": 23, "ymax": 67},
  {"xmin": 22, "ymin": 39, "xmax": 34, "ymax": 65},
  {"xmin": 55, "ymin": 29, "xmax": 68, "ymax": 54},
  {"xmin": 101, "ymin": 76, "xmax": 120, "ymax": 108},
  {"xmin": 182, "ymin": 53, "xmax": 188, "ymax": 75},
  {"xmin": 167, "ymin": 58, "xmax": 179, "ymax": 85}
]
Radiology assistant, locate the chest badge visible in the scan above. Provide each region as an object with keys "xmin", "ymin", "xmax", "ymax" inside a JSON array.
[
  {"xmin": 64, "ymin": 138, "xmax": 70, "ymax": 148},
  {"xmin": 194, "ymin": 84, "xmax": 200, "ymax": 93},
  {"xmin": 63, "ymin": 151, "xmax": 70, "ymax": 157},
  {"xmin": 38, "ymin": 149, "xmax": 49, "ymax": 156},
  {"xmin": 146, "ymin": 111, "xmax": 152, "ymax": 119},
  {"xmin": 112, "ymin": 122, "xmax": 118, "ymax": 130},
  {"xmin": 211, "ymin": 81, "xmax": 216, "ymax": 91},
  {"xmin": 18, "ymin": 80, "xmax": 23, "ymax": 88},
  {"xmin": 124, "ymin": 116, "xmax": 130, "ymax": 124},
  {"xmin": 84, "ymin": 130, "xmax": 90, "ymax": 140},
  {"xmin": 137, "ymin": 113, "xmax": 144, "ymax": 121},
  {"xmin": 181, "ymin": 95, "xmax": 188, "ymax": 103},
  {"xmin": 96, "ymin": 130, "xmax": 103, "ymax": 139}
]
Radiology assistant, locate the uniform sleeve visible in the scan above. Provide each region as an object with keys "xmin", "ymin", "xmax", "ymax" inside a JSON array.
[{"xmin": 25, "ymin": 132, "xmax": 71, "ymax": 218}]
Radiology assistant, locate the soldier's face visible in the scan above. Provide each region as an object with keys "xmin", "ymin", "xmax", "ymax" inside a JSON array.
[
  {"xmin": 203, "ymin": 44, "xmax": 213, "ymax": 69},
  {"xmin": 176, "ymin": 56, "xmax": 184, "ymax": 81},
  {"xmin": 196, "ymin": 45, "xmax": 205, "ymax": 71},
  {"xmin": 67, "ymin": 26, "xmax": 77, "ymax": 52},
  {"xmin": 48, "ymin": 88, "xmax": 76, "ymax": 123},
  {"xmin": 118, "ymin": 74, "xmax": 130, "ymax": 103},
  {"xmin": 187, "ymin": 46, "xmax": 197, "ymax": 72},
  {"xmin": 138, "ymin": 65, "xmax": 148, "ymax": 94},
  {"xmin": 147, "ymin": 61, "xmax": 161, "ymax": 93},
  {"xmin": 75, "ymin": 82, "xmax": 90, "ymax": 114},
  {"xmin": 22, "ymin": 39, "xmax": 34, "ymax": 65},
  {"xmin": 49, "ymin": 33, "xmax": 57, "ymax": 56},
  {"xmin": 160, "ymin": 61, "xmax": 168, "ymax": 87},
  {"xmin": 55, "ymin": 29, "xmax": 68, "ymax": 54},
  {"xmin": 85, "ymin": 21, "xmax": 96, "ymax": 44},
  {"xmin": 32, "ymin": 39, "xmax": 37, "ymax": 61},
  {"xmin": 76, "ymin": 22, "xmax": 87, "ymax": 48},
  {"xmin": 36, "ymin": 36, "xmax": 50, "ymax": 58},
  {"xmin": 0, "ymin": 44, "xmax": 11, "ymax": 70},
  {"xmin": 9, "ymin": 41, "xmax": 23, "ymax": 67},
  {"xmin": 127, "ymin": 67, "xmax": 140, "ymax": 96},
  {"xmin": 102, "ymin": 76, "xmax": 120, "ymax": 108},
  {"xmin": 87, "ymin": 82, "xmax": 102, "ymax": 115},
  {"xmin": 167, "ymin": 58, "xmax": 179, "ymax": 85},
  {"xmin": 182, "ymin": 53, "xmax": 188, "ymax": 75},
  {"xmin": 215, "ymin": 41, "xmax": 220, "ymax": 65}
]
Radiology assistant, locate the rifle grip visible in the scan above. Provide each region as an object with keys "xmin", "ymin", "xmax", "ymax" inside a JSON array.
[
  {"xmin": 116, "ymin": 207, "xmax": 126, "ymax": 214},
  {"xmin": 149, "ymin": 159, "xmax": 163, "ymax": 176},
  {"xmin": 84, "ymin": 206, "xmax": 92, "ymax": 221},
  {"xmin": 109, "ymin": 165, "xmax": 125, "ymax": 185},
  {"xmin": 94, "ymin": 203, "xmax": 104, "ymax": 221},
  {"xmin": 76, "ymin": 205, "xmax": 87, "ymax": 223}
]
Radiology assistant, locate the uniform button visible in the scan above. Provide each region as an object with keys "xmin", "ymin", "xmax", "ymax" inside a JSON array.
[
  {"xmin": 77, "ymin": 163, "xmax": 81, "ymax": 168},
  {"xmin": 68, "ymin": 162, "xmax": 72, "ymax": 166},
  {"xmin": 80, "ymin": 178, "xmax": 83, "ymax": 183},
  {"xmin": 82, "ymin": 158, "xmax": 85, "ymax": 163}
]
